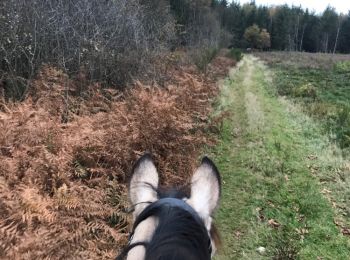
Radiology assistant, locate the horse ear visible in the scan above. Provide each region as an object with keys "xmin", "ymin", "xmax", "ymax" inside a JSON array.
[
  {"xmin": 187, "ymin": 157, "xmax": 221, "ymax": 227},
  {"xmin": 129, "ymin": 154, "xmax": 159, "ymax": 219}
]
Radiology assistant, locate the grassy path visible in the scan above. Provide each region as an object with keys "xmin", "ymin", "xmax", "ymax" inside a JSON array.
[{"xmin": 211, "ymin": 55, "xmax": 350, "ymax": 259}]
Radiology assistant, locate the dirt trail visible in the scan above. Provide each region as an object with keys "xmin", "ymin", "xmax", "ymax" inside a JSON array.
[
  {"xmin": 213, "ymin": 55, "xmax": 350, "ymax": 259},
  {"xmin": 243, "ymin": 57, "xmax": 265, "ymax": 132}
]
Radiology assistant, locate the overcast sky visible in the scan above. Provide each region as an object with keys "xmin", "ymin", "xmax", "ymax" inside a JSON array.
[{"xmin": 235, "ymin": 0, "xmax": 350, "ymax": 15}]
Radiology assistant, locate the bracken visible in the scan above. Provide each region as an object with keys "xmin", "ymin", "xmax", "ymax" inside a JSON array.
[{"xmin": 0, "ymin": 52, "xmax": 234, "ymax": 259}]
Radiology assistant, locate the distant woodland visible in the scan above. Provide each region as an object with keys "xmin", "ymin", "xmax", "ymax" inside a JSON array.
[{"xmin": 212, "ymin": 0, "xmax": 350, "ymax": 53}]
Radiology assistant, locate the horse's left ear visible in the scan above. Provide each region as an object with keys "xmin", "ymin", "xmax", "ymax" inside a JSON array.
[
  {"xmin": 129, "ymin": 154, "xmax": 159, "ymax": 219},
  {"xmin": 187, "ymin": 157, "xmax": 221, "ymax": 227}
]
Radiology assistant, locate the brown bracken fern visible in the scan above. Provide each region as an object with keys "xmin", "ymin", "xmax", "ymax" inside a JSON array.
[{"xmin": 0, "ymin": 52, "xmax": 234, "ymax": 259}]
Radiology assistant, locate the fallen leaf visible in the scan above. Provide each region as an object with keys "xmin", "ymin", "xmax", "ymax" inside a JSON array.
[
  {"xmin": 342, "ymin": 228, "xmax": 350, "ymax": 236},
  {"xmin": 256, "ymin": 246, "xmax": 266, "ymax": 255},
  {"xmin": 296, "ymin": 228, "xmax": 309, "ymax": 235},
  {"xmin": 256, "ymin": 207, "xmax": 265, "ymax": 221},
  {"xmin": 321, "ymin": 188, "xmax": 332, "ymax": 194},
  {"xmin": 268, "ymin": 219, "xmax": 281, "ymax": 228},
  {"xmin": 307, "ymin": 154, "xmax": 317, "ymax": 160},
  {"xmin": 234, "ymin": 230, "xmax": 242, "ymax": 238}
]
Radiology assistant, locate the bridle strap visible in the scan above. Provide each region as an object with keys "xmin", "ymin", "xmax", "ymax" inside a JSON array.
[{"xmin": 116, "ymin": 198, "xmax": 212, "ymax": 259}]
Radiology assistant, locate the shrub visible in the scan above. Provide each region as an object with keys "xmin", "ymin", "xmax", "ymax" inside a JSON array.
[
  {"xmin": 191, "ymin": 47, "xmax": 219, "ymax": 72},
  {"xmin": 328, "ymin": 106, "xmax": 350, "ymax": 149},
  {"xmin": 227, "ymin": 48, "xmax": 243, "ymax": 62},
  {"xmin": 333, "ymin": 61, "xmax": 350, "ymax": 73},
  {"xmin": 0, "ymin": 0, "xmax": 175, "ymax": 97},
  {"xmin": 305, "ymin": 102, "xmax": 336, "ymax": 119},
  {"xmin": 293, "ymin": 83, "xmax": 318, "ymax": 99}
]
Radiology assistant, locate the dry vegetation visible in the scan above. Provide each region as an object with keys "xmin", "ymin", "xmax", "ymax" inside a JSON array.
[
  {"xmin": 0, "ymin": 0, "xmax": 176, "ymax": 90},
  {"xmin": 255, "ymin": 51, "xmax": 350, "ymax": 70},
  {"xmin": 0, "ymin": 52, "xmax": 235, "ymax": 259}
]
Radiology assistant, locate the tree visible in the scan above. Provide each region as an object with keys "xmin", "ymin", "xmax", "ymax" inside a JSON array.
[
  {"xmin": 244, "ymin": 24, "xmax": 260, "ymax": 48},
  {"xmin": 244, "ymin": 24, "xmax": 270, "ymax": 50},
  {"xmin": 298, "ymin": 9, "xmax": 310, "ymax": 51},
  {"xmin": 321, "ymin": 7, "xmax": 338, "ymax": 52},
  {"xmin": 338, "ymin": 12, "xmax": 350, "ymax": 53},
  {"xmin": 259, "ymin": 29, "xmax": 271, "ymax": 49},
  {"xmin": 302, "ymin": 12, "xmax": 321, "ymax": 52},
  {"xmin": 202, "ymin": 1, "xmax": 349, "ymax": 53},
  {"xmin": 270, "ymin": 5, "xmax": 291, "ymax": 50},
  {"xmin": 333, "ymin": 14, "xmax": 345, "ymax": 53}
]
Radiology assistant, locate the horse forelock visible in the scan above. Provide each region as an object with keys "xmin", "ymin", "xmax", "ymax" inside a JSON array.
[{"xmin": 120, "ymin": 197, "xmax": 213, "ymax": 260}]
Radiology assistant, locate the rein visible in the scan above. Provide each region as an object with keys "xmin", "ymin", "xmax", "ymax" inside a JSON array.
[{"xmin": 116, "ymin": 198, "xmax": 212, "ymax": 260}]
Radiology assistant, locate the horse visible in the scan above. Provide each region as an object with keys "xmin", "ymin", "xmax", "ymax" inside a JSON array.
[{"xmin": 116, "ymin": 154, "xmax": 221, "ymax": 260}]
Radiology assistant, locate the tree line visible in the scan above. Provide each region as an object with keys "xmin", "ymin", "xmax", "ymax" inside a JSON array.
[{"xmin": 212, "ymin": 0, "xmax": 350, "ymax": 53}]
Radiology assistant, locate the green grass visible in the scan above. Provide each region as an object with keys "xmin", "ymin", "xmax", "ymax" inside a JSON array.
[
  {"xmin": 274, "ymin": 66, "xmax": 350, "ymax": 106},
  {"xmin": 210, "ymin": 56, "xmax": 350, "ymax": 259},
  {"xmin": 262, "ymin": 55, "xmax": 350, "ymax": 152}
]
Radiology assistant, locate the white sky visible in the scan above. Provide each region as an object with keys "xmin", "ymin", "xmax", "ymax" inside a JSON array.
[{"xmin": 235, "ymin": 0, "xmax": 350, "ymax": 15}]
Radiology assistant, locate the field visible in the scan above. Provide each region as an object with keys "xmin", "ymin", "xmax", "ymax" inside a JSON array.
[
  {"xmin": 212, "ymin": 53, "xmax": 350, "ymax": 259},
  {"xmin": 255, "ymin": 52, "xmax": 350, "ymax": 151}
]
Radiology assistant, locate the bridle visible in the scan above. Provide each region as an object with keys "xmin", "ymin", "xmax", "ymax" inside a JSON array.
[{"xmin": 116, "ymin": 197, "xmax": 212, "ymax": 260}]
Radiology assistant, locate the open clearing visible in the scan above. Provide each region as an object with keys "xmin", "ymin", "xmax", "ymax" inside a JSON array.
[{"xmin": 211, "ymin": 55, "xmax": 350, "ymax": 259}]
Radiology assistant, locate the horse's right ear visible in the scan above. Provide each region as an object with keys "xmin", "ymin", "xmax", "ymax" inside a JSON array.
[
  {"xmin": 187, "ymin": 157, "xmax": 221, "ymax": 228},
  {"xmin": 129, "ymin": 154, "xmax": 159, "ymax": 219}
]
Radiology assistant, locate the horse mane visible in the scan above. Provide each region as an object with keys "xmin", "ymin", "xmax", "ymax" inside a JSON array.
[
  {"xmin": 156, "ymin": 185, "xmax": 221, "ymax": 250},
  {"xmin": 144, "ymin": 201, "xmax": 211, "ymax": 260},
  {"xmin": 118, "ymin": 166, "xmax": 221, "ymax": 260},
  {"xmin": 117, "ymin": 196, "xmax": 212, "ymax": 260}
]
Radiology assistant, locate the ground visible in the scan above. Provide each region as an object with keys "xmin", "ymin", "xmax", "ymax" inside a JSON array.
[{"xmin": 211, "ymin": 55, "xmax": 350, "ymax": 259}]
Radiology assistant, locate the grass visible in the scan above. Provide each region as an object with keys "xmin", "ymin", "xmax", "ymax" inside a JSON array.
[
  {"xmin": 275, "ymin": 67, "xmax": 350, "ymax": 150},
  {"xmin": 256, "ymin": 52, "xmax": 350, "ymax": 152},
  {"xmin": 210, "ymin": 55, "xmax": 350, "ymax": 259}
]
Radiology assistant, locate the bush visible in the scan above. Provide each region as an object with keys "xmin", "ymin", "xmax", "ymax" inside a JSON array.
[
  {"xmin": 227, "ymin": 48, "xmax": 243, "ymax": 62},
  {"xmin": 0, "ymin": 0, "xmax": 175, "ymax": 96},
  {"xmin": 293, "ymin": 83, "xmax": 318, "ymax": 99},
  {"xmin": 192, "ymin": 47, "xmax": 219, "ymax": 72},
  {"xmin": 333, "ymin": 61, "xmax": 350, "ymax": 73},
  {"xmin": 306, "ymin": 102, "xmax": 336, "ymax": 119},
  {"xmin": 328, "ymin": 106, "xmax": 350, "ymax": 149}
]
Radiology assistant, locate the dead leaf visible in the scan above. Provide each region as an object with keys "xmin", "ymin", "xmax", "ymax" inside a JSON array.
[
  {"xmin": 321, "ymin": 188, "xmax": 332, "ymax": 194},
  {"xmin": 268, "ymin": 219, "xmax": 281, "ymax": 228},
  {"xmin": 256, "ymin": 207, "xmax": 265, "ymax": 221},
  {"xmin": 296, "ymin": 228, "xmax": 309, "ymax": 235},
  {"xmin": 342, "ymin": 228, "xmax": 350, "ymax": 236},
  {"xmin": 234, "ymin": 230, "xmax": 242, "ymax": 238},
  {"xmin": 307, "ymin": 154, "xmax": 317, "ymax": 160}
]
